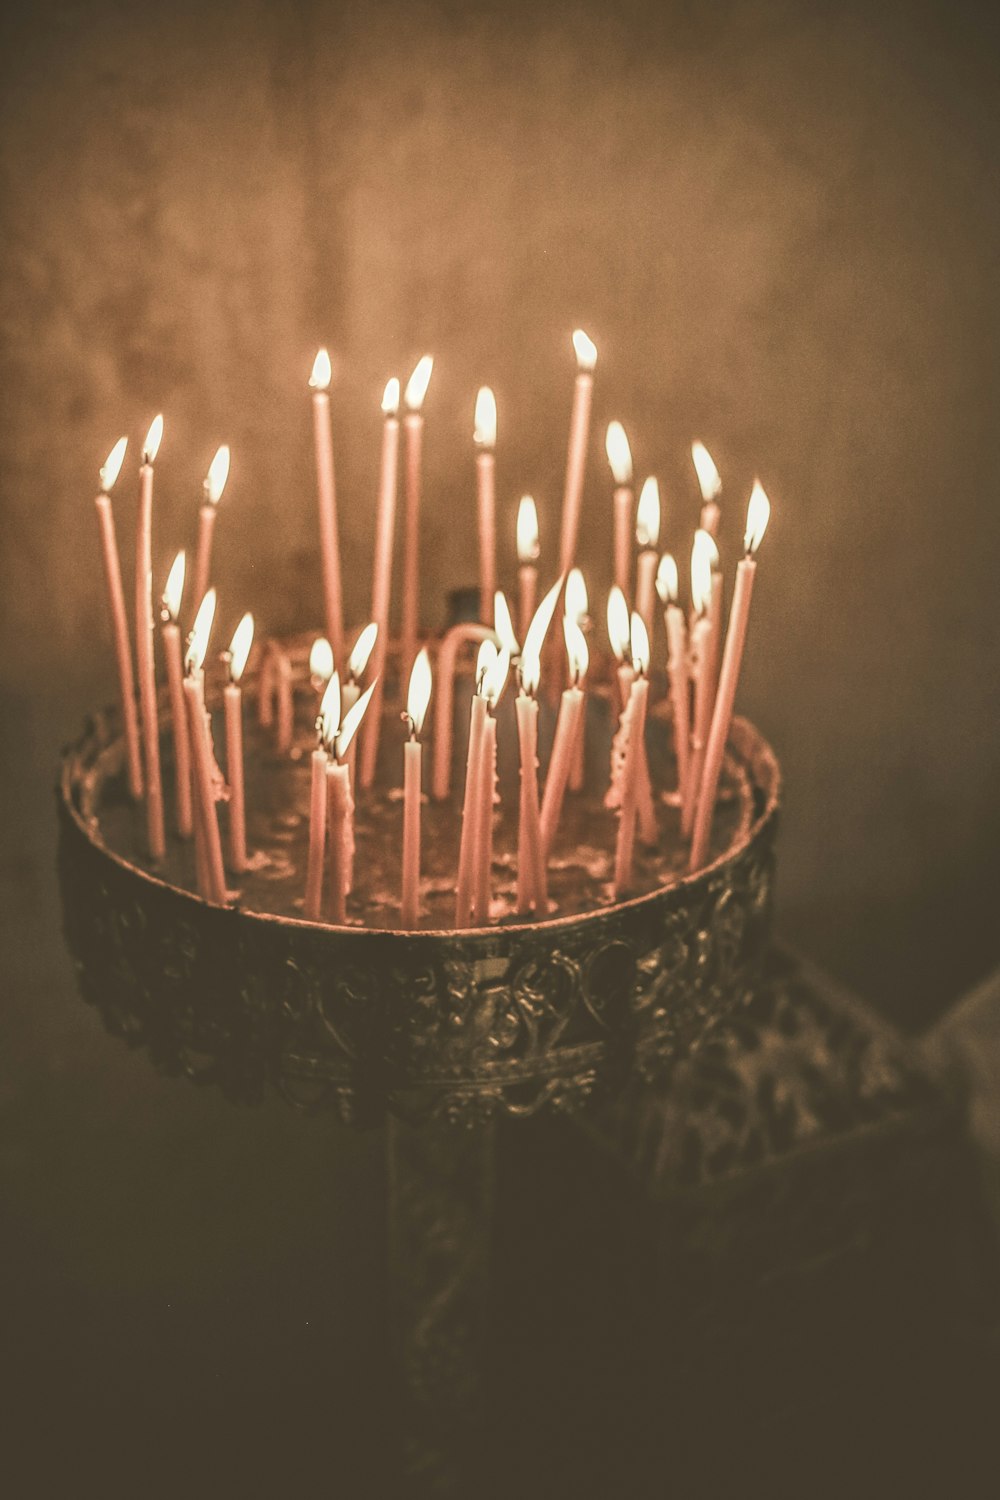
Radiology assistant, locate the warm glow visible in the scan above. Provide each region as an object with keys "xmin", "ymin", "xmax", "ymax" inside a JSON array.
[
  {"xmin": 205, "ymin": 444, "xmax": 231, "ymax": 505},
  {"xmin": 565, "ymin": 567, "xmax": 588, "ymax": 624},
  {"xmin": 406, "ymin": 647, "xmax": 433, "ymax": 736},
  {"xmin": 691, "ymin": 441, "xmax": 722, "ymax": 502},
  {"xmin": 348, "ymin": 621, "xmax": 378, "ymax": 680},
  {"xmin": 309, "ymin": 636, "xmax": 334, "ymax": 684},
  {"xmin": 163, "ymin": 550, "xmax": 186, "ymax": 620},
  {"xmin": 142, "ymin": 414, "xmax": 164, "ymax": 464},
  {"xmin": 482, "ymin": 646, "xmax": 510, "ymax": 708},
  {"xmin": 630, "ymin": 612, "xmax": 650, "ymax": 676},
  {"xmin": 309, "ymin": 348, "xmax": 332, "ymax": 391},
  {"xmin": 635, "ymin": 476, "xmax": 660, "ymax": 549},
  {"xmin": 381, "ymin": 378, "xmax": 400, "ymax": 416},
  {"xmin": 337, "ymin": 682, "xmax": 376, "ymax": 759},
  {"xmin": 404, "ymin": 354, "xmax": 434, "ymax": 412},
  {"xmin": 572, "ymin": 329, "xmax": 597, "ymax": 372},
  {"xmin": 494, "ymin": 591, "xmax": 519, "ymax": 657},
  {"xmin": 320, "ymin": 671, "xmax": 341, "ymax": 747},
  {"xmin": 519, "ymin": 575, "xmax": 563, "ymax": 693},
  {"xmin": 99, "ymin": 436, "xmax": 128, "ymax": 492},
  {"xmin": 186, "ymin": 588, "xmax": 217, "ymax": 673},
  {"xmin": 744, "ymin": 480, "xmax": 771, "ymax": 555},
  {"xmin": 606, "ymin": 586, "xmax": 631, "ymax": 663},
  {"xmin": 605, "ymin": 421, "xmax": 632, "ymax": 486},
  {"xmin": 563, "ymin": 618, "xmax": 589, "ymax": 687},
  {"xmin": 516, "ymin": 495, "xmax": 539, "ymax": 564},
  {"xmin": 474, "ymin": 386, "xmax": 497, "ymax": 448},
  {"xmin": 655, "ymin": 552, "xmax": 678, "ymax": 606},
  {"xmin": 691, "ymin": 533, "xmax": 715, "ymax": 616},
  {"xmin": 229, "ymin": 612, "xmax": 254, "ymax": 684},
  {"xmin": 476, "ymin": 639, "xmax": 497, "ymax": 695}
]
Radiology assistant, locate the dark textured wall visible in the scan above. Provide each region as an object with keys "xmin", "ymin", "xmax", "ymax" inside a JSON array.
[{"xmin": 2, "ymin": 0, "xmax": 999, "ymax": 1022}]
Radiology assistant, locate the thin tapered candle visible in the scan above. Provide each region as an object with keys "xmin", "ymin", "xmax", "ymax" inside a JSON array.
[
  {"xmin": 473, "ymin": 645, "xmax": 508, "ymax": 923},
  {"xmin": 184, "ymin": 589, "xmax": 227, "ymax": 905},
  {"xmin": 344, "ymin": 623, "xmax": 377, "ymax": 817},
  {"xmin": 516, "ymin": 496, "xmax": 539, "ymax": 645},
  {"xmin": 309, "ymin": 350, "xmax": 345, "ymax": 665},
  {"xmin": 539, "ymin": 619, "xmax": 588, "ymax": 857},
  {"xmin": 656, "ymin": 553, "xmax": 691, "ymax": 808},
  {"xmin": 683, "ymin": 534, "xmax": 719, "ymax": 836},
  {"xmin": 634, "ymin": 476, "xmax": 661, "ymax": 646},
  {"xmin": 692, "ymin": 441, "xmax": 722, "ymax": 538},
  {"xmin": 326, "ymin": 680, "xmax": 376, "ymax": 922},
  {"xmin": 224, "ymin": 612, "xmax": 253, "ymax": 874},
  {"xmin": 94, "ymin": 437, "xmax": 143, "ymax": 799},
  {"xmin": 514, "ymin": 591, "xmax": 558, "ymax": 916},
  {"xmin": 455, "ymin": 640, "xmax": 495, "ymax": 926},
  {"xmin": 401, "ymin": 648, "xmax": 432, "ymax": 927},
  {"xmin": 613, "ymin": 613, "xmax": 650, "ymax": 896},
  {"xmin": 474, "ymin": 386, "xmax": 497, "ymax": 621},
  {"xmin": 606, "ymin": 421, "xmax": 633, "ymax": 595},
  {"xmin": 565, "ymin": 568, "xmax": 589, "ymax": 793},
  {"xmin": 401, "ymin": 356, "xmax": 433, "ymax": 681},
  {"xmin": 690, "ymin": 482, "xmax": 771, "ymax": 871},
  {"xmin": 558, "ymin": 330, "xmax": 597, "ymax": 574},
  {"xmin": 193, "ymin": 444, "xmax": 230, "ymax": 611},
  {"xmin": 304, "ymin": 740, "xmax": 328, "ymax": 921},
  {"xmin": 360, "ymin": 378, "xmax": 400, "ymax": 789},
  {"xmin": 275, "ymin": 650, "xmax": 293, "ymax": 753},
  {"xmin": 161, "ymin": 550, "xmax": 192, "ymax": 837},
  {"xmin": 606, "ymin": 588, "xmax": 657, "ymax": 846},
  {"xmin": 135, "ymin": 414, "xmax": 165, "ymax": 861}
]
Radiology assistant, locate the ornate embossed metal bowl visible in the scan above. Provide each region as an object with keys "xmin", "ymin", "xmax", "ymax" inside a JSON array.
[{"xmin": 56, "ymin": 659, "xmax": 780, "ymax": 1127}]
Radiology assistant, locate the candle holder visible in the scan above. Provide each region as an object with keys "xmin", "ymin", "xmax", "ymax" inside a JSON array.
[{"xmin": 56, "ymin": 642, "xmax": 779, "ymax": 1128}]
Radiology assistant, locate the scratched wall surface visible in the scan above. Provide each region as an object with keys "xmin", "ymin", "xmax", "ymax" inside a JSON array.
[{"xmin": 1, "ymin": 0, "xmax": 999, "ymax": 1021}]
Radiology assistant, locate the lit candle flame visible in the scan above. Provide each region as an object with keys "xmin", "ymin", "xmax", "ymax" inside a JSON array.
[
  {"xmin": 205, "ymin": 444, "xmax": 231, "ymax": 505},
  {"xmin": 494, "ymin": 591, "xmax": 519, "ymax": 657},
  {"xmin": 186, "ymin": 589, "xmax": 217, "ymax": 673},
  {"xmin": 691, "ymin": 532, "xmax": 715, "ymax": 616},
  {"xmin": 565, "ymin": 567, "xmax": 588, "ymax": 625},
  {"xmin": 142, "ymin": 414, "xmax": 164, "ymax": 464},
  {"xmin": 336, "ymin": 681, "xmax": 377, "ymax": 760},
  {"xmin": 516, "ymin": 495, "xmax": 539, "ymax": 564},
  {"xmin": 476, "ymin": 639, "xmax": 497, "ymax": 695},
  {"xmin": 744, "ymin": 480, "xmax": 771, "ymax": 555},
  {"xmin": 404, "ymin": 354, "xmax": 434, "ymax": 412},
  {"xmin": 635, "ymin": 476, "xmax": 661, "ymax": 549},
  {"xmin": 381, "ymin": 378, "xmax": 400, "ymax": 417},
  {"xmin": 163, "ymin": 550, "xmax": 186, "ymax": 621},
  {"xmin": 100, "ymin": 436, "xmax": 128, "ymax": 492},
  {"xmin": 630, "ymin": 611, "xmax": 650, "ymax": 676},
  {"xmin": 605, "ymin": 421, "xmax": 632, "ymax": 486},
  {"xmin": 482, "ymin": 646, "xmax": 510, "ymax": 708},
  {"xmin": 691, "ymin": 441, "xmax": 722, "ymax": 502},
  {"xmin": 519, "ymin": 575, "xmax": 564, "ymax": 693},
  {"xmin": 572, "ymin": 329, "xmax": 597, "ymax": 372},
  {"xmin": 655, "ymin": 552, "xmax": 678, "ymax": 606},
  {"xmin": 320, "ymin": 671, "xmax": 341, "ymax": 748},
  {"xmin": 309, "ymin": 348, "xmax": 332, "ymax": 391},
  {"xmin": 309, "ymin": 636, "xmax": 334, "ymax": 685},
  {"xmin": 348, "ymin": 621, "xmax": 378, "ymax": 681},
  {"xmin": 228, "ymin": 612, "xmax": 254, "ymax": 684},
  {"xmin": 474, "ymin": 386, "xmax": 497, "ymax": 448},
  {"xmin": 563, "ymin": 618, "xmax": 589, "ymax": 687},
  {"xmin": 406, "ymin": 647, "xmax": 433, "ymax": 737},
  {"xmin": 606, "ymin": 586, "xmax": 631, "ymax": 663}
]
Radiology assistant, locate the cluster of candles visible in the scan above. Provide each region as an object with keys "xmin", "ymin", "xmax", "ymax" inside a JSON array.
[{"xmin": 91, "ymin": 331, "xmax": 770, "ymax": 929}]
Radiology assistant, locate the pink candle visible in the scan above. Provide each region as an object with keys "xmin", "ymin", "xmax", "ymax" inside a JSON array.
[
  {"xmin": 613, "ymin": 673, "xmax": 650, "ymax": 897},
  {"xmin": 193, "ymin": 445, "xmax": 230, "ymax": 612},
  {"xmin": 539, "ymin": 620, "xmax": 588, "ymax": 857},
  {"xmin": 135, "ymin": 415, "xmax": 165, "ymax": 862},
  {"xmin": 605, "ymin": 421, "xmax": 634, "ymax": 595},
  {"xmin": 401, "ymin": 356, "xmax": 433, "ymax": 682},
  {"xmin": 304, "ymin": 745, "xmax": 328, "ymax": 921},
  {"xmin": 558, "ymin": 330, "xmax": 597, "ymax": 574},
  {"xmin": 183, "ymin": 591, "xmax": 227, "ymax": 905},
  {"xmin": 326, "ymin": 680, "xmax": 376, "ymax": 921},
  {"xmin": 683, "ymin": 535, "xmax": 718, "ymax": 836},
  {"xmin": 94, "ymin": 437, "xmax": 143, "ymax": 800},
  {"xmin": 690, "ymin": 482, "xmax": 771, "ymax": 871},
  {"xmin": 656, "ymin": 554, "xmax": 691, "ymax": 808},
  {"xmin": 430, "ymin": 622, "xmax": 496, "ymax": 802},
  {"xmin": 564, "ymin": 569, "xmax": 589, "ymax": 793},
  {"xmin": 455, "ymin": 673, "xmax": 490, "ymax": 928},
  {"xmin": 275, "ymin": 650, "xmax": 294, "ymax": 753},
  {"xmin": 309, "ymin": 350, "xmax": 345, "ymax": 666},
  {"xmin": 516, "ymin": 496, "xmax": 539, "ymax": 645},
  {"xmin": 606, "ymin": 611, "xmax": 657, "ymax": 850},
  {"xmin": 474, "ymin": 712, "xmax": 498, "ymax": 923},
  {"xmin": 515, "ymin": 690, "xmax": 547, "ymax": 917},
  {"xmin": 224, "ymin": 612, "xmax": 253, "ymax": 874},
  {"xmin": 161, "ymin": 551, "xmax": 192, "ymax": 837},
  {"xmin": 474, "ymin": 386, "xmax": 497, "ymax": 621},
  {"xmin": 692, "ymin": 441, "xmax": 722, "ymax": 538},
  {"xmin": 401, "ymin": 648, "xmax": 432, "ymax": 928},
  {"xmin": 634, "ymin": 477, "xmax": 661, "ymax": 647},
  {"xmin": 360, "ymin": 379, "xmax": 401, "ymax": 789}
]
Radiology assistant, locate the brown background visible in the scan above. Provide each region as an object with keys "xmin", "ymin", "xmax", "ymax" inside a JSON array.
[{"xmin": 2, "ymin": 0, "xmax": 999, "ymax": 1025}]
